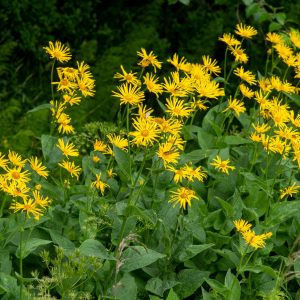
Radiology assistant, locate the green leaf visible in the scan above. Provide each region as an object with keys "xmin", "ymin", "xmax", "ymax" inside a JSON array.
[
  {"xmin": 257, "ymin": 70, "xmax": 263, "ymax": 81},
  {"xmin": 206, "ymin": 279, "xmax": 233, "ymax": 299},
  {"xmin": 242, "ymin": 0, "xmax": 253, "ymax": 5},
  {"xmin": 198, "ymin": 128, "xmax": 216, "ymax": 150},
  {"xmin": 202, "ymin": 287, "xmax": 220, "ymax": 300},
  {"xmin": 113, "ymin": 144, "xmax": 132, "ymax": 179},
  {"xmin": 274, "ymin": 12, "xmax": 286, "ymax": 25},
  {"xmin": 212, "ymin": 77, "xmax": 226, "ymax": 83},
  {"xmin": 207, "ymin": 119, "xmax": 222, "ymax": 137},
  {"xmin": 206, "ymin": 231, "xmax": 231, "ymax": 248},
  {"xmin": 14, "ymin": 271, "xmax": 35, "ymax": 283},
  {"xmin": 120, "ymin": 246, "xmax": 165, "ymax": 272},
  {"xmin": 71, "ymin": 199, "xmax": 94, "ymax": 215},
  {"xmin": 269, "ymin": 22, "xmax": 282, "ymax": 32},
  {"xmin": 283, "ymin": 91, "xmax": 300, "ymax": 106},
  {"xmin": 16, "ymin": 238, "xmax": 52, "ymax": 259},
  {"xmin": 0, "ymin": 272, "xmax": 20, "ymax": 298},
  {"xmin": 168, "ymin": 0, "xmax": 178, "ymax": 5},
  {"xmin": 39, "ymin": 182, "xmax": 64, "ymax": 204},
  {"xmin": 145, "ymin": 278, "xmax": 181, "ymax": 297},
  {"xmin": 246, "ymin": 3, "xmax": 260, "ymax": 18},
  {"xmin": 79, "ymin": 239, "xmax": 117, "ymax": 261},
  {"xmin": 242, "ymin": 266, "xmax": 264, "ymax": 273},
  {"xmin": 69, "ymin": 185, "xmax": 89, "ymax": 195},
  {"xmin": 174, "ymin": 244, "xmax": 214, "ymax": 262},
  {"xmin": 213, "ymin": 249, "xmax": 239, "ymax": 268},
  {"xmin": 108, "ymin": 274, "xmax": 137, "ymax": 300},
  {"xmin": 224, "ymin": 136, "xmax": 252, "ymax": 145},
  {"xmin": 157, "ymin": 98, "xmax": 168, "ymax": 112},
  {"xmin": 259, "ymin": 13, "xmax": 271, "ymax": 23},
  {"xmin": 241, "ymin": 172, "xmax": 270, "ymax": 195},
  {"xmin": 179, "ymin": 0, "xmax": 189, "ymax": 5},
  {"xmin": 27, "ymin": 103, "xmax": 55, "ymax": 114},
  {"xmin": 177, "ymin": 269, "xmax": 210, "ymax": 298},
  {"xmin": 167, "ymin": 289, "xmax": 180, "ymax": 300},
  {"xmin": 123, "ymin": 205, "xmax": 157, "ymax": 226},
  {"xmin": 41, "ymin": 134, "xmax": 58, "ymax": 159},
  {"xmin": 111, "ymin": 215, "xmax": 137, "ymax": 246},
  {"xmin": 215, "ymin": 197, "xmax": 234, "ymax": 217},
  {"xmin": 224, "ymin": 269, "xmax": 241, "ymax": 300}
]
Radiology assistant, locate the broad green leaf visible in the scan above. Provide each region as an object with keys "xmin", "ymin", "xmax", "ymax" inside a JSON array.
[
  {"xmin": 177, "ymin": 149, "xmax": 217, "ymax": 167},
  {"xmin": 14, "ymin": 271, "xmax": 35, "ymax": 283},
  {"xmin": 213, "ymin": 249, "xmax": 239, "ymax": 268},
  {"xmin": 242, "ymin": 266, "xmax": 264, "ymax": 273},
  {"xmin": 182, "ymin": 126, "xmax": 194, "ymax": 141},
  {"xmin": 69, "ymin": 185, "xmax": 89, "ymax": 195},
  {"xmin": 167, "ymin": 288, "xmax": 180, "ymax": 300},
  {"xmin": 145, "ymin": 278, "xmax": 181, "ymax": 297},
  {"xmin": 215, "ymin": 197, "xmax": 234, "ymax": 217},
  {"xmin": 44, "ymin": 136, "xmax": 67, "ymax": 169},
  {"xmin": 16, "ymin": 238, "xmax": 52, "ymax": 259},
  {"xmin": 207, "ymin": 119, "xmax": 222, "ymax": 137},
  {"xmin": 269, "ymin": 22, "xmax": 282, "ymax": 32},
  {"xmin": 259, "ymin": 13, "xmax": 271, "ymax": 23},
  {"xmin": 206, "ymin": 278, "xmax": 233, "ymax": 299},
  {"xmin": 283, "ymin": 91, "xmax": 300, "ymax": 106},
  {"xmin": 0, "ymin": 272, "xmax": 20, "ymax": 298},
  {"xmin": 39, "ymin": 182, "xmax": 64, "ymax": 204},
  {"xmin": 120, "ymin": 246, "xmax": 165, "ymax": 272},
  {"xmin": 179, "ymin": 0, "xmax": 189, "ymax": 5},
  {"xmin": 202, "ymin": 287, "xmax": 220, "ymax": 300},
  {"xmin": 224, "ymin": 136, "xmax": 252, "ymax": 145},
  {"xmin": 206, "ymin": 231, "xmax": 231, "ymax": 248},
  {"xmin": 79, "ymin": 239, "xmax": 116, "ymax": 261},
  {"xmin": 274, "ymin": 12, "xmax": 286, "ymax": 25},
  {"xmin": 71, "ymin": 199, "xmax": 94, "ymax": 215},
  {"xmin": 241, "ymin": 172, "xmax": 270, "ymax": 195},
  {"xmin": 177, "ymin": 270, "xmax": 210, "ymax": 298},
  {"xmin": 123, "ymin": 205, "xmax": 157, "ymax": 226},
  {"xmin": 108, "ymin": 274, "xmax": 137, "ymax": 300},
  {"xmin": 27, "ymin": 103, "xmax": 55, "ymax": 114},
  {"xmin": 198, "ymin": 128, "xmax": 216, "ymax": 150},
  {"xmin": 174, "ymin": 244, "xmax": 214, "ymax": 262},
  {"xmin": 113, "ymin": 144, "xmax": 132, "ymax": 179},
  {"xmin": 224, "ymin": 269, "xmax": 241, "ymax": 300},
  {"xmin": 212, "ymin": 77, "xmax": 226, "ymax": 83},
  {"xmin": 0, "ymin": 245, "xmax": 11, "ymax": 275},
  {"xmin": 41, "ymin": 135, "xmax": 58, "ymax": 158},
  {"xmin": 111, "ymin": 215, "xmax": 137, "ymax": 246},
  {"xmin": 246, "ymin": 3, "xmax": 260, "ymax": 18},
  {"xmin": 150, "ymin": 296, "xmax": 162, "ymax": 300},
  {"xmin": 242, "ymin": 0, "xmax": 253, "ymax": 5}
]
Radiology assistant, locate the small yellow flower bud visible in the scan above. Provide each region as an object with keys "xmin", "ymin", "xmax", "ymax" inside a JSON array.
[
  {"xmin": 140, "ymin": 180, "xmax": 144, "ymax": 185},
  {"xmin": 267, "ymin": 49, "xmax": 272, "ymax": 55},
  {"xmin": 93, "ymin": 155, "xmax": 100, "ymax": 163},
  {"xmin": 188, "ymin": 161, "xmax": 192, "ymax": 165},
  {"xmin": 35, "ymin": 184, "xmax": 42, "ymax": 190}
]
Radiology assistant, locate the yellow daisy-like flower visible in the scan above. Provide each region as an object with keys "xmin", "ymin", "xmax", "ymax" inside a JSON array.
[
  {"xmin": 35, "ymin": 185, "xmax": 42, "ymax": 190},
  {"xmin": 202, "ymin": 55, "xmax": 221, "ymax": 76},
  {"xmin": 257, "ymin": 77, "xmax": 273, "ymax": 92},
  {"xmin": 229, "ymin": 45, "xmax": 249, "ymax": 63},
  {"xmin": 52, "ymin": 72, "xmax": 78, "ymax": 94},
  {"xmin": 77, "ymin": 61, "xmax": 93, "ymax": 79},
  {"xmin": 50, "ymin": 100, "xmax": 65, "ymax": 119},
  {"xmin": 94, "ymin": 139, "xmax": 107, "ymax": 152},
  {"xmin": 43, "ymin": 41, "xmax": 72, "ymax": 63},
  {"xmin": 235, "ymin": 23, "xmax": 257, "ymax": 39},
  {"xmin": 268, "ymin": 136, "xmax": 290, "ymax": 157},
  {"xmin": 273, "ymin": 43, "xmax": 293, "ymax": 60},
  {"xmin": 156, "ymin": 143, "xmax": 180, "ymax": 167},
  {"xmin": 271, "ymin": 77, "xmax": 295, "ymax": 94},
  {"xmin": 58, "ymin": 160, "xmax": 82, "ymax": 179},
  {"xmin": 280, "ymin": 182, "xmax": 300, "ymax": 199},
  {"xmin": 28, "ymin": 157, "xmax": 49, "ymax": 179},
  {"xmin": 252, "ymin": 122, "xmax": 271, "ymax": 134},
  {"xmin": 107, "ymin": 133, "xmax": 128, "ymax": 151},
  {"xmin": 10, "ymin": 198, "xmax": 43, "ymax": 219},
  {"xmin": 210, "ymin": 155, "xmax": 235, "ymax": 175},
  {"xmin": 8, "ymin": 150, "xmax": 27, "ymax": 168},
  {"xmin": 192, "ymin": 98, "xmax": 209, "ymax": 111},
  {"xmin": 33, "ymin": 190, "xmax": 52, "ymax": 209},
  {"xmin": 218, "ymin": 33, "xmax": 241, "ymax": 46},
  {"xmin": 165, "ymin": 97, "xmax": 193, "ymax": 119},
  {"xmin": 132, "ymin": 103, "xmax": 154, "ymax": 120},
  {"xmin": 165, "ymin": 135, "xmax": 186, "ymax": 150},
  {"xmin": 289, "ymin": 30, "xmax": 300, "ymax": 48},
  {"xmin": 289, "ymin": 110, "xmax": 300, "ymax": 127},
  {"xmin": 274, "ymin": 126, "xmax": 299, "ymax": 141},
  {"xmin": 266, "ymin": 32, "xmax": 284, "ymax": 44},
  {"xmin": 242, "ymin": 230, "xmax": 268, "ymax": 250},
  {"xmin": 168, "ymin": 187, "xmax": 199, "ymax": 210},
  {"xmin": 163, "ymin": 77, "xmax": 187, "ymax": 97},
  {"xmin": 240, "ymin": 84, "xmax": 254, "ymax": 99},
  {"xmin": 284, "ymin": 55, "xmax": 297, "ymax": 67},
  {"xmin": 160, "ymin": 118, "xmax": 183, "ymax": 136},
  {"xmin": 190, "ymin": 64, "xmax": 211, "ymax": 84},
  {"xmin": 56, "ymin": 138, "xmax": 79, "ymax": 158},
  {"xmin": 91, "ymin": 173, "xmax": 110, "ymax": 196},
  {"xmin": 107, "ymin": 168, "xmax": 117, "ymax": 179},
  {"xmin": 195, "ymin": 81, "xmax": 225, "ymax": 99},
  {"xmin": 112, "ymin": 82, "xmax": 145, "ymax": 106},
  {"xmin": 114, "ymin": 65, "xmax": 140, "ymax": 85},
  {"xmin": 166, "ymin": 166, "xmax": 188, "ymax": 183},
  {"xmin": 261, "ymin": 134, "xmax": 270, "ymax": 150},
  {"xmin": 233, "ymin": 219, "xmax": 252, "ymax": 232},
  {"xmin": 254, "ymin": 90, "xmax": 270, "ymax": 110},
  {"xmin": 143, "ymin": 73, "xmax": 163, "ymax": 97},
  {"xmin": 92, "ymin": 155, "xmax": 100, "ymax": 163},
  {"xmin": 6, "ymin": 166, "xmax": 31, "ymax": 184},
  {"xmin": 250, "ymin": 132, "xmax": 261, "ymax": 142},
  {"xmin": 76, "ymin": 76, "xmax": 95, "ymax": 97},
  {"xmin": 57, "ymin": 67, "xmax": 78, "ymax": 81},
  {"xmin": 222, "ymin": 96, "xmax": 246, "ymax": 117},
  {"xmin": 57, "ymin": 115, "xmax": 75, "ymax": 135},
  {"xmin": 137, "ymin": 48, "xmax": 162, "ymax": 73},
  {"xmin": 233, "ymin": 67, "xmax": 256, "ymax": 85},
  {"xmin": 62, "ymin": 93, "xmax": 81, "ymax": 106},
  {"xmin": 130, "ymin": 117, "xmax": 160, "ymax": 147},
  {"xmin": 271, "ymin": 111, "xmax": 289, "ymax": 128},
  {"xmin": 171, "ymin": 72, "xmax": 195, "ymax": 94},
  {"xmin": 0, "ymin": 152, "xmax": 9, "ymax": 170},
  {"xmin": 7, "ymin": 182, "xmax": 30, "ymax": 200},
  {"xmin": 167, "ymin": 53, "xmax": 188, "ymax": 71},
  {"xmin": 181, "ymin": 164, "xmax": 207, "ymax": 182}
]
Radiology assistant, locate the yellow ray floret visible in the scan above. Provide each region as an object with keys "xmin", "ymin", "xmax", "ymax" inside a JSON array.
[
  {"xmin": 56, "ymin": 138, "xmax": 79, "ymax": 158},
  {"xmin": 168, "ymin": 187, "xmax": 199, "ymax": 210},
  {"xmin": 43, "ymin": 41, "xmax": 72, "ymax": 63},
  {"xmin": 210, "ymin": 155, "xmax": 235, "ymax": 175}
]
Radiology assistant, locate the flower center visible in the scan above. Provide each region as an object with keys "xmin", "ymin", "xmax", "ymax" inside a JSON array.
[
  {"xmin": 66, "ymin": 68, "xmax": 74, "ymax": 73},
  {"xmin": 155, "ymin": 118, "xmax": 164, "ymax": 125},
  {"xmin": 23, "ymin": 205, "xmax": 31, "ymax": 210},
  {"xmin": 236, "ymin": 50, "xmax": 243, "ymax": 55},
  {"xmin": 169, "ymin": 139, "xmax": 175, "ymax": 144},
  {"xmin": 12, "ymin": 172, "xmax": 21, "ymax": 179},
  {"xmin": 61, "ymin": 79, "xmax": 69, "ymax": 86},
  {"xmin": 274, "ymin": 117, "xmax": 281, "ymax": 123},
  {"xmin": 141, "ymin": 129, "xmax": 149, "ymax": 137},
  {"xmin": 177, "ymin": 170, "xmax": 183, "ymax": 176},
  {"xmin": 125, "ymin": 74, "xmax": 132, "ymax": 81},
  {"xmin": 241, "ymin": 75, "xmax": 248, "ymax": 81},
  {"xmin": 220, "ymin": 163, "xmax": 226, "ymax": 168},
  {"xmin": 194, "ymin": 74, "xmax": 201, "ymax": 80},
  {"xmin": 277, "ymin": 144, "xmax": 283, "ymax": 151},
  {"xmin": 173, "ymin": 108, "xmax": 181, "ymax": 114},
  {"xmin": 180, "ymin": 193, "xmax": 188, "ymax": 199},
  {"xmin": 125, "ymin": 95, "xmax": 133, "ymax": 101},
  {"xmin": 259, "ymin": 99, "xmax": 266, "ymax": 104},
  {"xmin": 79, "ymin": 84, "xmax": 86, "ymax": 91},
  {"xmin": 147, "ymin": 83, "xmax": 154, "ymax": 89},
  {"xmin": 53, "ymin": 52, "xmax": 61, "ymax": 57}
]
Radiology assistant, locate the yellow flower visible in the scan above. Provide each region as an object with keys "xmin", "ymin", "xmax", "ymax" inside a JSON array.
[
  {"xmin": 233, "ymin": 67, "xmax": 256, "ymax": 85},
  {"xmin": 222, "ymin": 96, "xmax": 246, "ymax": 117},
  {"xmin": 251, "ymin": 122, "xmax": 270, "ymax": 134},
  {"xmin": 35, "ymin": 184, "xmax": 42, "ymax": 190},
  {"xmin": 274, "ymin": 126, "xmax": 299, "ymax": 141},
  {"xmin": 268, "ymin": 136, "xmax": 290, "ymax": 157},
  {"xmin": 7, "ymin": 182, "xmax": 30, "ymax": 200},
  {"xmin": 9, "ymin": 198, "xmax": 43, "ymax": 219},
  {"xmin": 171, "ymin": 72, "xmax": 195, "ymax": 94},
  {"xmin": 114, "ymin": 65, "xmax": 140, "ymax": 85},
  {"xmin": 240, "ymin": 84, "xmax": 254, "ymax": 99},
  {"xmin": 160, "ymin": 118, "xmax": 183, "ymax": 136},
  {"xmin": 167, "ymin": 53, "xmax": 188, "ymax": 71},
  {"xmin": 250, "ymin": 132, "xmax": 261, "ymax": 142},
  {"xmin": 166, "ymin": 166, "xmax": 188, "ymax": 183},
  {"xmin": 91, "ymin": 173, "xmax": 110, "ymax": 196},
  {"xmin": 8, "ymin": 150, "xmax": 27, "ymax": 167},
  {"xmin": 62, "ymin": 93, "xmax": 81, "ymax": 106},
  {"xmin": 195, "ymin": 81, "xmax": 225, "ymax": 99},
  {"xmin": 0, "ymin": 152, "xmax": 9, "ymax": 170},
  {"xmin": 156, "ymin": 143, "xmax": 180, "ymax": 167},
  {"xmin": 202, "ymin": 55, "xmax": 221, "ymax": 75},
  {"xmin": 165, "ymin": 97, "xmax": 193, "ymax": 119},
  {"xmin": 280, "ymin": 182, "xmax": 300, "ymax": 199},
  {"xmin": 137, "ymin": 48, "xmax": 162, "ymax": 73},
  {"xmin": 58, "ymin": 67, "xmax": 78, "ymax": 81},
  {"xmin": 163, "ymin": 77, "xmax": 187, "ymax": 97},
  {"xmin": 28, "ymin": 157, "xmax": 49, "ymax": 179},
  {"xmin": 192, "ymin": 98, "xmax": 209, "ymax": 111},
  {"xmin": 33, "ymin": 190, "xmax": 52, "ymax": 209},
  {"xmin": 112, "ymin": 82, "xmax": 145, "ymax": 106},
  {"xmin": 58, "ymin": 160, "xmax": 82, "ymax": 179},
  {"xmin": 210, "ymin": 155, "xmax": 235, "ymax": 175},
  {"xmin": 92, "ymin": 155, "xmax": 100, "ymax": 163},
  {"xmin": 143, "ymin": 73, "xmax": 163, "ymax": 97},
  {"xmin": 168, "ymin": 187, "xmax": 199, "ymax": 210},
  {"xmin": 190, "ymin": 64, "xmax": 211, "ymax": 84},
  {"xmin": 229, "ymin": 45, "xmax": 249, "ymax": 63},
  {"xmin": 56, "ymin": 138, "xmax": 79, "ymax": 158},
  {"xmin": 50, "ymin": 100, "xmax": 65, "ymax": 119},
  {"xmin": 242, "ymin": 230, "xmax": 268, "ymax": 250},
  {"xmin": 6, "ymin": 166, "xmax": 31, "ymax": 184},
  {"xmin": 57, "ymin": 113, "xmax": 75, "ymax": 135},
  {"xmin": 289, "ymin": 30, "xmax": 300, "ymax": 48},
  {"xmin": 254, "ymin": 90, "xmax": 270, "ymax": 109},
  {"xmin": 76, "ymin": 76, "xmax": 95, "ymax": 97},
  {"xmin": 218, "ymin": 33, "xmax": 241, "ymax": 46},
  {"xmin": 165, "ymin": 135, "xmax": 186, "ymax": 150},
  {"xmin": 273, "ymin": 43, "xmax": 293, "ymax": 60},
  {"xmin": 271, "ymin": 111, "xmax": 289, "ymax": 128},
  {"xmin": 257, "ymin": 77, "xmax": 273, "ymax": 92},
  {"xmin": 94, "ymin": 139, "xmax": 107, "ymax": 152},
  {"xmin": 233, "ymin": 219, "xmax": 252, "ymax": 232},
  {"xmin": 271, "ymin": 77, "xmax": 295, "ymax": 94},
  {"xmin": 43, "ymin": 41, "xmax": 72, "ymax": 63},
  {"xmin": 107, "ymin": 168, "xmax": 117, "ymax": 179},
  {"xmin": 77, "ymin": 61, "xmax": 93, "ymax": 79},
  {"xmin": 139, "ymin": 180, "xmax": 144, "ymax": 185},
  {"xmin": 107, "ymin": 133, "xmax": 128, "ymax": 151},
  {"xmin": 266, "ymin": 32, "xmax": 284, "ymax": 44},
  {"xmin": 235, "ymin": 23, "xmax": 257, "ymax": 39},
  {"xmin": 52, "ymin": 71, "xmax": 78, "ymax": 94},
  {"xmin": 284, "ymin": 55, "xmax": 297, "ymax": 67},
  {"xmin": 181, "ymin": 164, "xmax": 207, "ymax": 182},
  {"xmin": 132, "ymin": 103, "xmax": 154, "ymax": 120},
  {"xmin": 289, "ymin": 110, "xmax": 300, "ymax": 127}
]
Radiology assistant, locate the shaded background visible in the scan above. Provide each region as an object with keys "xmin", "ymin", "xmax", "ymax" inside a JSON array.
[{"xmin": 1, "ymin": 0, "xmax": 300, "ymax": 156}]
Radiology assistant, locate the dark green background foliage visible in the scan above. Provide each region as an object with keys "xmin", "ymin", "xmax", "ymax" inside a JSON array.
[{"xmin": 1, "ymin": 0, "xmax": 300, "ymax": 155}]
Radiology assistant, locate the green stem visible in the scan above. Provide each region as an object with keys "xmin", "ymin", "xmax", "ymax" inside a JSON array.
[
  {"xmin": 265, "ymin": 52, "xmax": 271, "ymax": 79},
  {"xmin": 0, "ymin": 194, "xmax": 7, "ymax": 218},
  {"xmin": 126, "ymin": 103, "xmax": 133, "ymax": 185},
  {"xmin": 87, "ymin": 165, "xmax": 95, "ymax": 211},
  {"xmin": 151, "ymin": 159, "xmax": 162, "ymax": 204},
  {"xmin": 19, "ymin": 214, "xmax": 27, "ymax": 300},
  {"xmin": 50, "ymin": 58, "xmax": 56, "ymax": 136},
  {"xmin": 207, "ymin": 172, "xmax": 220, "ymax": 209},
  {"xmin": 223, "ymin": 114, "xmax": 234, "ymax": 139}
]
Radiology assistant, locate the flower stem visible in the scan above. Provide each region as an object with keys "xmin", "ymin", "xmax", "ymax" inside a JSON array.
[
  {"xmin": 126, "ymin": 103, "xmax": 133, "ymax": 185},
  {"xmin": 50, "ymin": 58, "xmax": 56, "ymax": 136},
  {"xmin": 19, "ymin": 214, "xmax": 27, "ymax": 300}
]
